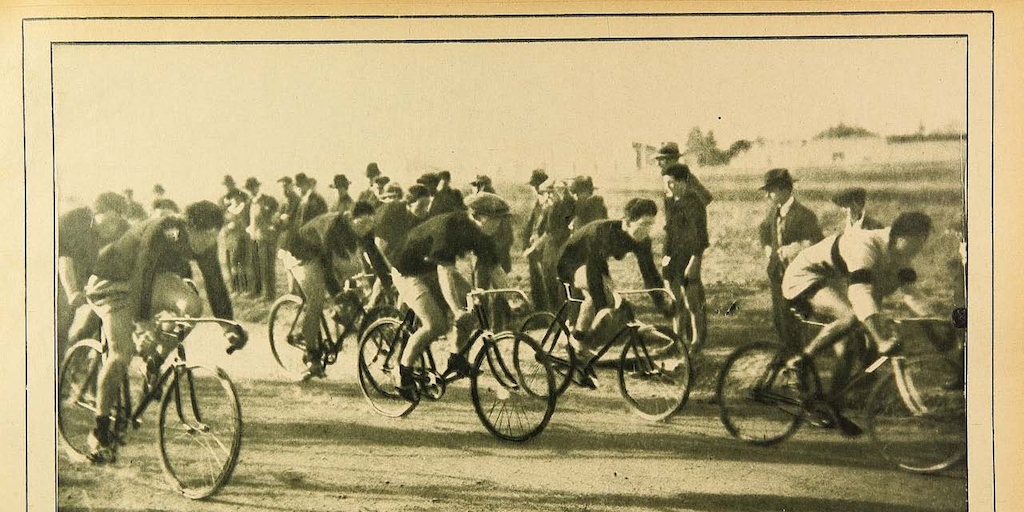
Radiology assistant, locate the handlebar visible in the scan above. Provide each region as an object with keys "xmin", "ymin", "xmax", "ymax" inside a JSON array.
[
  {"xmin": 153, "ymin": 315, "xmax": 248, "ymax": 354},
  {"xmin": 466, "ymin": 288, "xmax": 531, "ymax": 308}
]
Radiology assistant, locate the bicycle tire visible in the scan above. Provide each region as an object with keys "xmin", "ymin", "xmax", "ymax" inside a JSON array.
[
  {"xmin": 356, "ymin": 318, "xmax": 419, "ymax": 418},
  {"xmin": 866, "ymin": 354, "xmax": 966, "ymax": 474},
  {"xmin": 618, "ymin": 326, "xmax": 692, "ymax": 421},
  {"xmin": 267, "ymin": 294, "xmax": 315, "ymax": 376},
  {"xmin": 158, "ymin": 364, "xmax": 242, "ymax": 500},
  {"xmin": 471, "ymin": 332, "xmax": 556, "ymax": 442},
  {"xmin": 716, "ymin": 341, "xmax": 805, "ymax": 446},
  {"xmin": 57, "ymin": 339, "xmax": 105, "ymax": 462},
  {"xmin": 518, "ymin": 311, "xmax": 575, "ymax": 396},
  {"xmin": 359, "ymin": 305, "xmax": 402, "ymax": 340}
]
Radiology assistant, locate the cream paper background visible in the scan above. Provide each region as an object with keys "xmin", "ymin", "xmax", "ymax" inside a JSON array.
[{"xmin": 1, "ymin": 1, "xmax": 1020, "ymax": 510}]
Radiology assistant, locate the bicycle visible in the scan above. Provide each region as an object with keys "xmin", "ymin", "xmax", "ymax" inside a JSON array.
[
  {"xmin": 268, "ymin": 271, "xmax": 399, "ymax": 376},
  {"xmin": 518, "ymin": 283, "xmax": 692, "ymax": 422},
  {"xmin": 57, "ymin": 315, "xmax": 247, "ymax": 499},
  {"xmin": 356, "ymin": 288, "xmax": 557, "ymax": 442},
  {"xmin": 716, "ymin": 313, "xmax": 966, "ymax": 474}
]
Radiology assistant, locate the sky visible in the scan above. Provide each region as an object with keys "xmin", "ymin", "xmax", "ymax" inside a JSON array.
[{"xmin": 52, "ymin": 37, "xmax": 966, "ymax": 206}]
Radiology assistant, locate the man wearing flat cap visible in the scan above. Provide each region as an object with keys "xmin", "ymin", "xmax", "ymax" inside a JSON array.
[
  {"xmin": 328, "ymin": 174, "xmax": 355, "ymax": 215},
  {"xmin": 654, "ymin": 142, "xmax": 713, "ymax": 206},
  {"xmin": 388, "ymin": 192, "xmax": 514, "ymax": 401},
  {"xmin": 758, "ymin": 168, "xmax": 823, "ymax": 350},
  {"xmin": 569, "ymin": 175, "xmax": 607, "ymax": 231},
  {"xmin": 294, "ymin": 173, "xmax": 328, "ymax": 227},
  {"xmin": 832, "ymin": 187, "xmax": 884, "ymax": 233},
  {"xmin": 245, "ymin": 177, "xmax": 280, "ymax": 300},
  {"xmin": 429, "ymin": 170, "xmax": 465, "ymax": 217}
]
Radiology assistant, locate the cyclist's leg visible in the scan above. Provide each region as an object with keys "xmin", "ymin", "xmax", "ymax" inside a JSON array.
[
  {"xmin": 84, "ymin": 278, "xmax": 135, "ymax": 459},
  {"xmin": 395, "ymin": 273, "xmax": 449, "ymax": 367},
  {"xmin": 290, "ymin": 260, "xmax": 327, "ymax": 362}
]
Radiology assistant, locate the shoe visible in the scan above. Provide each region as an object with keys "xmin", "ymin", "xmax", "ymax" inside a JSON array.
[
  {"xmin": 446, "ymin": 353, "xmax": 479, "ymax": 378},
  {"xmin": 299, "ymin": 361, "xmax": 326, "ymax": 383},
  {"xmin": 573, "ymin": 365, "xmax": 600, "ymax": 390},
  {"xmin": 834, "ymin": 412, "xmax": 863, "ymax": 438},
  {"xmin": 396, "ymin": 365, "xmax": 419, "ymax": 402},
  {"xmin": 86, "ymin": 428, "xmax": 116, "ymax": 464}
]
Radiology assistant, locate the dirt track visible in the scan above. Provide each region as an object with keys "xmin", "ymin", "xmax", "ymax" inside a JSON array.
[{"xmin": 57, "ymin": 320, "xmax": 967, "ymax": 512}]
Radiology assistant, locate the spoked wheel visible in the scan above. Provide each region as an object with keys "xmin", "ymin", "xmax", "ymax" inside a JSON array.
[
  {"xmin": 866, "ymin": 354, "xmax": 966, "ymax": 474},
  {"xmin": 57, "ymin": 340, "xmax": 105, "ymax": 461},
  {"xmin": 268, "ymin": 294, "xmax": 316, "ymax": 376},
  {"xmin": 357, "ymin": 318, "xmax": 420, "ymax": 418},
  {"xmin": 158, "ymin": 364, "xmax": 242, "ymax": 500},
  {"xmin": 519, "ymin": 311, "xmax": 575, "ymax": 396},
  {"xmin": 618, "ymin": 326, "xmax": 692, "ymax": 421},
  {"xmin": 471, "ymin": 332, "xmax": 556, "ymax": 442},
  {"xmin": 716, "ymin": 341, "xmax": 806, "ymax": 446}
]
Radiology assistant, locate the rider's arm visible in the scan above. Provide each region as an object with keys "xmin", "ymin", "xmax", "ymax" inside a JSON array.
[
  {"xmin": 193, "ymin": 243, "xmax": 234, "ymax": 320},
  {"xmin": 57, "ymin": 256, "xmax": 84, "ymax": 305},
  {"xmin": 634, "ymin": 239, "xmax": 667, "ymax": 309},
  {"xmin": 437, "ymin": 263, "xmax": 469, "ymax": 312},
  {"xmin": 897, "ymin": 268, "xmax": 930, "ymax": 317}
]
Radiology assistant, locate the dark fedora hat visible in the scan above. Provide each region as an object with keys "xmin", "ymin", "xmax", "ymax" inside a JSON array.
[
  {"xmin": 654, "ymin": 142, "xmax": 683, "ymax": 160},
  {"xmin": 152, "ymin": 183, "xmax": 166, "ymax": 194},
  {"xmin": 528, "ymin": 168, "xmax": 549, "ymax": 188},
  {"xmin": 465, "ymin": 192, "xmax": 511, "ymax": 217},
  {"xmin": 329, "ymin": 174, "xmax": 351, "ymax": 189},
  {"xmin": 470, "ymin": 174, "xmax": 492, "ymax": 187},
  {"xmin": 366, "ymin": 162, "xmax": 381, "ymax": 178},
  {"xmin": 569, "ymin": 175, "xmax": 596, "ymax": 194},
  {"xmin": 831, "ymin": 187, "xmax": 867, "ymax": 207},
  {"xmin": 759, "ymin": 168, "xmax": 796, "ymax": 191},
  {"xmin": 244, "ymin": 177, "xmax": 261, "ymax": 191},
  {"xmin": 373, "ymin": 175, "xmax": 391, "ymax": 187},
  {"xmin": 417, "ymin": 172, "xmax": 441, "ymax": 188},
  {"xmin": 276, "ymin": 175, "xmax": 293, "ymax": 185},
  {"xmin": 294, "ymin": 172, "xmax": 312, "ymax": 186},
  {"xmin": 222, "ymin": 174, "xmax": 237, "ymax": 187}
]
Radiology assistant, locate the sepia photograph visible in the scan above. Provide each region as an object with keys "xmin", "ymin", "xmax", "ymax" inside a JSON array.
[{"xmin": 10, "ymin": 4, "xmax": 1020, "ymax": 512}]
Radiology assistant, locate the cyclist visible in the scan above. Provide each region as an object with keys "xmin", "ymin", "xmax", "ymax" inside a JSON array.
[
  {"xmin": 277, "ymin": 200, "xmax": 390, "ymax": 381},
  {"xmin": 556, "ymin": 198, "xmax": 673, "ymax": 388},
  {"xmin": 389, "ymin": 192, "xmax": 512, "ymax": 401},
  {"xmin": 82, "ymin": 201, "xmax": 246, "ymax": 463},
  {"xmin": 58, "ymin": 192, "xmax": 131, "ymax": 355},
  {"xmin": 781, "ymin": 211, "xmax": 933, "ymax": 436}
]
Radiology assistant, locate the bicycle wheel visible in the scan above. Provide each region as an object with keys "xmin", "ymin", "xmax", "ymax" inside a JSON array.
[
  {"xmin": 57, "ymin": 339, "xmax": 104, "ymax": 461},
  {"xmin": 268, "ymin": 294, "xmax": 313, "ymax": 376},
  {"xmin": 519, "ymin": 311, "xmax": 575, "ymax": 396},
  {"xmin": 357, "ymin": 318, "xmax": 419, "ymax": 418},
  {"xmin": 618, "ymin": 326, "xmax": 692, "ymax": 421},
  {"xmin": 716, "ymin": 341, "xmax": 805, "ymax": 446},
  {"xmin": 471, "ymin": 332, "xmax": 556, "ymax": 442},
  {"xmin": 158, "ymin": 364, "xmax": 242, "ymax": 500},
  {"xmin": 866, "ymin": 354, "xmax": 966, "ymax": 474}
]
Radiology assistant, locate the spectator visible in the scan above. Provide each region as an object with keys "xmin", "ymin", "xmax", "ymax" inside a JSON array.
[
  {"xmin": 758, "ymin": 168, "xmax": 824, "ymax": 350},
  {"xmin": 470, "ymin": 174, "xmax": 496, "ymax": 194},
  {"xmin": 522, "ymin": 168, "xmax": 552, "ymax": 310},
  {"xmin": 222, "ymin": 188, "xmax": 251, "ymax": 294},
  {"xmin": 328, "ymin": 174, "xmax": 355, "ymax": 215},
  {"xmin": 429, "ymin": 170, "xmax": 465, "ymax": 216},
  {"xmin": 276, "ymin": 176, "xmax": 301, "ymax": 234},
  {"xmin": 661, "ymin": 162, "xmax": 710, "ymax": 353},
  {"xmin": 122, "ymin": 188, "xmax": 147, "ymax": 224},
  {"xmin": 568, "ymin": 175, "xmax": 607, "ymax": 230},
  {"xmin": 653, "ymin": 142, "xmax": 713, "ymax": 206},
  {"xmin": 150, "ymin": 184, "xmax": 179, "ymax": 216},
  {"xmin": 831, "ymin": 187, "xmax": 884, "ymax": 232},
  {"xmin": 358, "ymin": 162, "xmax": 384, "ymax": 210},
  {"xmin": 294, "ymin": 173, "xmax": 328, "ymax": 227},
  {"xmin": 245, "ymin": 177, "xmax": 280, "ymax": 300}
]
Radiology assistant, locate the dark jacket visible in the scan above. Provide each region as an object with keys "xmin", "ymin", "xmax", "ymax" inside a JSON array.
[
  {"xmin": 429, "ymin": 187, "xmax": 465, "ymax": 217},
  {"xmin": 572, "ymin": 195, "xmax": 608, "ymax": 231},
  {"xmin": 296, "ymin": 190, "xmax": 329, "ymax": 227},
  {"xmin": 758, "ymin": 200, "xmax": 824, "ymax": 279},
  {"xmin": 91, "ymin": 216, "xmax": 233, "ymax": 322}
]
